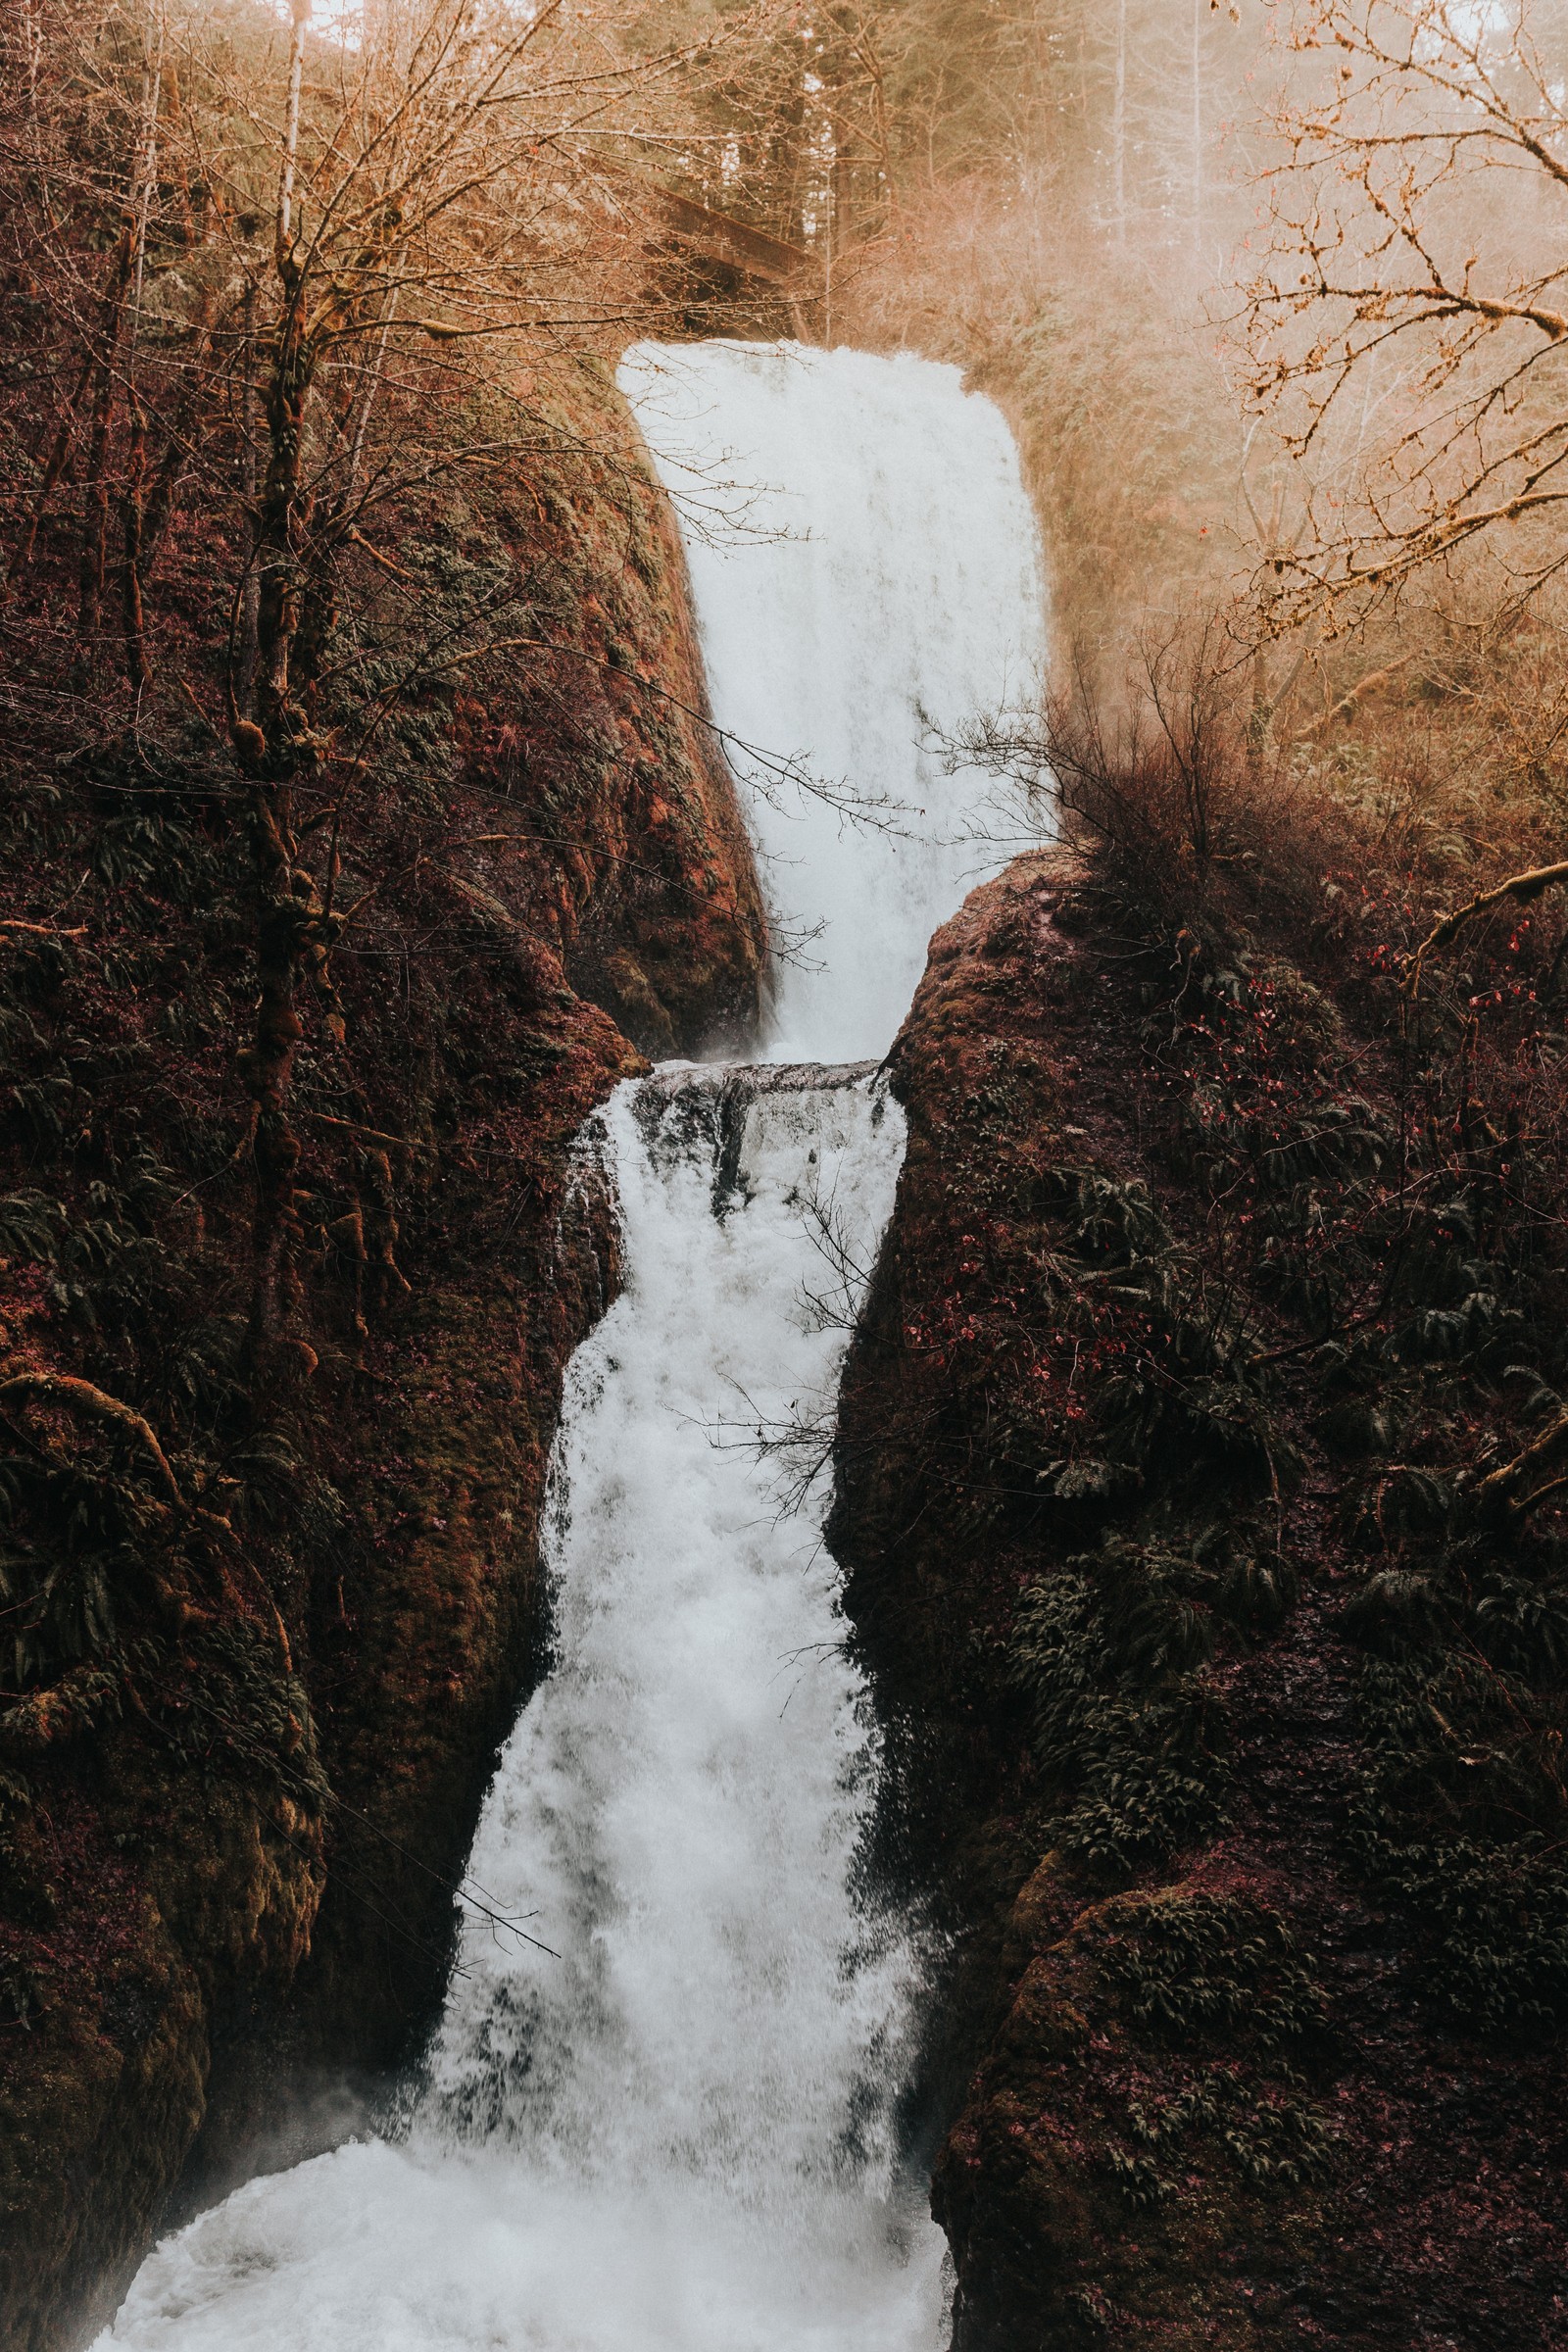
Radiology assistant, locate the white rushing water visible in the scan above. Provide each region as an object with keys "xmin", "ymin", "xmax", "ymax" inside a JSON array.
[
  {"xmin": 618, "ymin": 341, "xmax": 1047, "ymax": 1059},
  {"xmin": 101, "ymin": 345, "xmax": 1046, "ymax": 2352}
]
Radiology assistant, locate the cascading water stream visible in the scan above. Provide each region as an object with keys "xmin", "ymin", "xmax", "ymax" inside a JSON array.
[
  {"xmin": 618, "ymin": 341, "xmax": 1045, "ymax": 1061},
  {"xmin": 99, "ymin": 344, "xmax": 1045, "ymax": 2352}
]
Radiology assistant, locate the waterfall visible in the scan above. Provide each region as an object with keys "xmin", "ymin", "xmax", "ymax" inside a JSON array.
[
  {"xmin": 616, "ymin": 341, "xmax": 1046, "ymax": 1058},
  {"xmin": 99, "ymin": 345, "xmax": 1045, "ymax": 2352}
]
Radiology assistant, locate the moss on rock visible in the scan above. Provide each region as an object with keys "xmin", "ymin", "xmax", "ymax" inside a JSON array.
[
  {"xmin": 0, "ymin": 353, "xmax": 763, "ymax": 2351},
  {"xmin": 831, "ymin": 852, "xmax": 1568, "ymax": 2350}
]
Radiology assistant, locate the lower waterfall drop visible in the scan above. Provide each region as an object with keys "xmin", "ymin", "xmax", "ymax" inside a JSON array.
[
  {"xmin": 104, "ymin": 1068, "xmax": 940, "ymax": 2352},
  {"xmin": 100, "ymin": 343, "xmax": 1046, "ymax": 2351}
]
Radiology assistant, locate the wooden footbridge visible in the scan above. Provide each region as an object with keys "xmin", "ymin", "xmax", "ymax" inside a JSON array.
[
  {"xmin": 600, "ymin": 163, "xmax": 809, "ymax": 290},
  {"xmin": 636, "ymin": 180, "xmax": 808, "ymax": 287}
]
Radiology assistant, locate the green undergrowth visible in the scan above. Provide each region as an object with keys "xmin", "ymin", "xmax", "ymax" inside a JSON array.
[
  {"xmin": 1094, "ymin": 1887, "xmax": 1327, "ymax": 2050},
  {"xmin": 1010, "ymin": 1540, "xmax": 1234, "ymax": 1878},
  {"xmin": 1350, "ymin": 1647, "xmax": 1568, "ymax": 2032},
  {"xmin": 1089, "ymin": 1890, "xmax": 1335, "ymax": 2222},
  {"xmin": 1068, "ymin": 886, "xmax": 1568, "ymax": 2034}
]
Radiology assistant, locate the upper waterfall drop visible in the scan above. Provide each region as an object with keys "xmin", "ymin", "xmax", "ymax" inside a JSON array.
[{"xmin": 617, "ymin": 341, "xmax": 1048, "ymax": 1062}]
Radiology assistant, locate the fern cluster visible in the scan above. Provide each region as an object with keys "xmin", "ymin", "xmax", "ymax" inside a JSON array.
[
  {"xmin": 1349, "ymin": 1648, "xmax": 1568, "ymax": 2032},
  {"xmin": 1096, "ymin": 1886, "xmax": 1327, "ymax": 2048},
  {"xmin": 994, "ymin": 1159, "xmax": 1290, "ymax": 1503},
  {"xmin": 1009, "ymin": 1540, "xmax": 1233, "ymax": 1875},
  {"xmin": 1111, "ymin": 2067, "xmax": 1335, "ymax": 2205},
  {"xmin": 1087, "ymin": 1889, "xmax": 1336, "ymax": 2206}
]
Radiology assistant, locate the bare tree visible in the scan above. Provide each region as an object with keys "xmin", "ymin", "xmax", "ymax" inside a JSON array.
[
  {"xmin": 1243, "ymin": 0, "xmax": 1568, "ymax": 622},
  {"xmin": 210, "ymin": 0, "xmax": 650, "ymax": 1338},
  {"xmin": 0, "ymin": 0, "xmax": 760, "ymax": 1351},
  {"xmin": 1112, "ymin": 0, "xmax": 1128, "ymax": 245}
]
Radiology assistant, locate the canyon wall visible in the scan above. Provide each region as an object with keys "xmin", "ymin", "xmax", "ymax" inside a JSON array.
[
  {"xmin": 832, "ymin": 853, "xmax": 1568, "ymax": 2351},
  {"xmin": 0, "ymin": 355, "xmax": 764, "ymax": 2351}
]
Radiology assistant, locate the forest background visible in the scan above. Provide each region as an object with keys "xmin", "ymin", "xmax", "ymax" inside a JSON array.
[{"xmin": 15, "ymin": 0, "xmax": 1568, "ymax": 1111}]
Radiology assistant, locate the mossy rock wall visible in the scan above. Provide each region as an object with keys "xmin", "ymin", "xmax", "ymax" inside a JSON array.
[
  {"xmin": 0, "ymin": 353, "xmax": 764, "ymax": 2350},
  {"xmin": 830, "ymin": 854, "xmax": 1568, "ymax": 2350}
]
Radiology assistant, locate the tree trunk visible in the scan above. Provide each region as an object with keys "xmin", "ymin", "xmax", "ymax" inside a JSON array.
[
  {"xmin": 121, "ymin": 399, "xmax": 149, "ymax": 690},
  {"xmin": 238, "ymin": 278, "xmax": 262, "ymax": 713},
  {"xmin": 77, "ymin": 228, "xmax": 134, "ymax": 643},
  {"xmin": 8, "ymin": 352, "xmax": 94, "ymax": 585},
  {"xmin": 1112, "ymin": 0, "xmax": 1127, "ymax": 246},
  {"xmin": 237, "ymin": 0, "xmax": 331, "ymax": 1352}
]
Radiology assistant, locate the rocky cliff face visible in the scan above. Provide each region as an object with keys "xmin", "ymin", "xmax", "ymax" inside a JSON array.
[
  {"xmin": 831, "ymin": 854, "xmax": 1568, "ymax": 2351},
  {"xmin": 0, "ymin": 354, "xmax": 764, "ymax": 2351}
]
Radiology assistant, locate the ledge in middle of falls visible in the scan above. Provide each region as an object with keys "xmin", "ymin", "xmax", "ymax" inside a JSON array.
[
  {"xmin": 635, "ymin": 1058, "xmax": 884, "ymax": 1107},
  {"xmin": 631, "ymin": 1059, "xmax": 890, "ymax": 1221}
]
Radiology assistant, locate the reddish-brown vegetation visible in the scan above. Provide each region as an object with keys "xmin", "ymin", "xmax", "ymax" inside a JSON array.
[
  {"xmin": 831, "ymin": 728, "xmax": 1568, "ymax": 2346},
  {"xmin": 0, "ymin": 338, "xmax": 764, "ymax": 2348}
]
